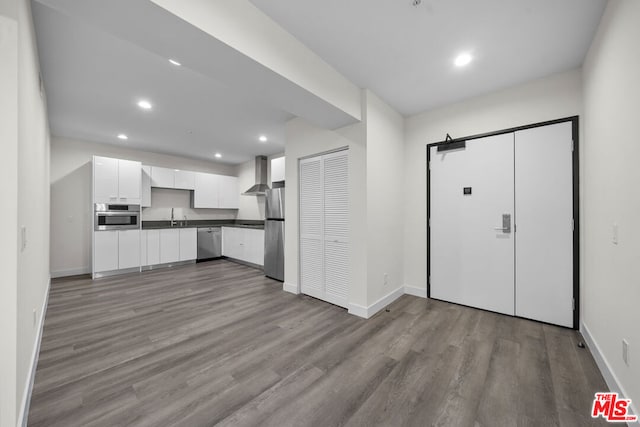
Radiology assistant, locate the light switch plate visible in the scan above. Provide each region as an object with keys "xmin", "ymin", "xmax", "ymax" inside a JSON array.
[{"xmin": 612, "ymin": 223, "xmax": 619, "ymax": 245}]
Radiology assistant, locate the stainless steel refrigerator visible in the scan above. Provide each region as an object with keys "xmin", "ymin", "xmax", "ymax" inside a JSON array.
[{"xmin": 264, "ymin": 187, "xmax": 284, "ymax": 281}]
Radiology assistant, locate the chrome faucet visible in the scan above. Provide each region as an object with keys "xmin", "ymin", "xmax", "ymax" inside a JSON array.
[
  {"xmin": 170, "ymin": 208, "xmax": 176, "ymax": 227},
  {"xmin": 183, "ymin": 215, "xmax": 187, "ymax": 227}
]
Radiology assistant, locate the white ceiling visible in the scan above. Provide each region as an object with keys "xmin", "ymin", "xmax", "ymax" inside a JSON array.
[
  {"xmin": 33, "ymin": 0, "xmax": 607, "ymax": 164},
  {"xmin": 33, "ymin": 0, "xmax": 355, "ymax": 165},
  {"xmin": 249, "ymin": 0, "xmax": 607, "ymax": 116}
]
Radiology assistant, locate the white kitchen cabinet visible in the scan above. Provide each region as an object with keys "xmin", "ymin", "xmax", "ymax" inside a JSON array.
[
  {"xmin": 140, "ymin": 230, "xmax": 148, "ymax": 266},
  {"xmin": 118, "ymin": 229, "xmax": 140, "ymax": 269},
  {"xmin": 222, "ymin": 227, "xmax": 264, "ymax": 266},
  {"xmin": 94, "ymin": 230, "xmax": 118, "ymax": 272},
  {"xmin": 151, "ymin": 167, "xmax": 175, "ymax": 188},
  {"xmin": 218, "ymin": 175, "xmax": 239, "ymax": 209},
  {"xmin": 160, "ymin": 229, "xmax": 180, "ymax": 264},
  {"xmin": 141, "ymin": 165, "xmax": 152, "ymax": 207},
  {"xmin": 146, "ymin": 229, "xmax": 160, "ymax": 266},
  {"xmin": 244, "ymin": 229, "xmax": 265, "ymax": 265},
  {"xmin": 222, "ymin": 227, "xmax": 243, "ymax": 259},
  {"xmin": 271, "ymin": 157, "xmax": 285, "ymax": 183},
  {"xmin": 93, "ymin": 156, "xmax": 119, "ymax": 203},
  {"xmin": 174, "ymin": 170, "xmax": 195, "ymax": 190},
  {"xmin": 193, "ymin": 172, "xmax": 219, "ymax": 208},
  {"xmin": 179, "ymin": 228, "xmax": 197, "ymax": 261},
  {"xmin": 93, "ymin": 156, "xmax": 141, "ymax": 204},
  {"xmin": 118, "ymin": 159, "xmax": 141, "ymax": 202}
]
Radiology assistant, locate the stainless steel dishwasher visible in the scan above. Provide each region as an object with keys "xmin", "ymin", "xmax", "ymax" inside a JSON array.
[{"xmin": 197, "ymin": 227, "xmax": 221, "ymax": 261}]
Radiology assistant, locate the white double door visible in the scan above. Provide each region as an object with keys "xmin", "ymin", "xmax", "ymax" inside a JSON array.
[
  {"xmin": 299, "ymin": 150, "xmax": 349, "ymax": 308},
  {"xmin": 430, "ymin": 122, "xmax": 574, "ymax": 327}
]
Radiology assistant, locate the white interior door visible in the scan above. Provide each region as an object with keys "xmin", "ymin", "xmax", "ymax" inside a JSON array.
[
  {"xmin": 322, "ymin": 151, "xmax": 349, "ymax": 308},
  {"xmin": 299, "ymin": 150, "xmax": 349, "ymax": 309},
  {"xmin": 299, "ymin": 156, "xmax": 324, "ymax": 302},
  {"xmin": 430, "ymin": 134, "xmax": 515, "ymax": 316},
  {"xmin": 515, "ymin": 122, "xmax": 574, "ymax": 327}
]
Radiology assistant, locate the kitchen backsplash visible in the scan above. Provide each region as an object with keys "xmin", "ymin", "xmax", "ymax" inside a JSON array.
[{"xmin": 142, "ymin": 187, "xmax": 238, "ymax": 221}]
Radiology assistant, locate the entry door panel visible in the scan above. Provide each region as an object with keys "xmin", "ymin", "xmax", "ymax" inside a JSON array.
[
  {"xmin": 515, "ymin": 122, "xmax": 573, "ymax": 327},
  {"xmin": 430, "ymin": 134, "xmax": 515, "ymax": 315}
]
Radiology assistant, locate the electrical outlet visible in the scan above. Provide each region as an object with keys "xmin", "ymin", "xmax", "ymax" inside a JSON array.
[
  {"xmin": 612, "ymin": 223, "xmax": 619, "ymax": 245},
  {"xmin": 33, "ymin": 309, "xmax": 37, "ymax": 327},
  {"xmin": 383, "ymin": 273, "xmax": 388, "ymax": 287},
  {"xmin": 622, "ymin": 339, "xmax": 629, "ymax": 365}
]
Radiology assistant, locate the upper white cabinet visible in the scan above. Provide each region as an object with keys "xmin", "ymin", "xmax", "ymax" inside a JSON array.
[
  {"xmin": 94, "ymin": 156, "xmax": 141, "ymax": 204},
  {"xmin": 141, "ymin": 165, "xmax": 152, "ymax": 207},
  {"xmin": 150, "ymin": 167, "xmax": 175, "ymax": 188},
  {"xmin": 94, "ymin": 157, "xmax": 119, "ymax": 203},
  {"xmin": 118, "ymin": 160, "xmax": 142, "ymax": 202},
  {"xmin": 150, "ymin": 167, "xmax": 196, "ymax": 190},
  {"xmin": 271, "ymin": 157, "xmax": 285, "ymax": 183},
  {"xmin": 218, "ymin": 175, "xmax": 239, "ymax": 209},
  {"xmin": 174, "ymin": 170, "xmax": 195, "ymax": 190},
  {"xmin": 193, "ymin": 172, "xmax": 219, "ymax": 208},
  {"xmin": 192, "ymin": 173, "xmax": 238, "ymax": 209}
]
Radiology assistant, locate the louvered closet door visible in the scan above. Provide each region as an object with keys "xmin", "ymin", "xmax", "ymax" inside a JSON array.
[
  {"xmin": 299, "ymin": 156, "xmax": 325, "ymax": 302},
  {"xmin": 322, "ymin": 151, "xmax": 349, "ymax": 308},
  {"xmin": 299, "ymin": 149, "xmax": 349, "ymax": 309}
]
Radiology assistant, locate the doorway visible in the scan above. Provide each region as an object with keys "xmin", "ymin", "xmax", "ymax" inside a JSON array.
[{"xmin": 427, "ymin": 117, "xmax": 578, "ymax": 328}]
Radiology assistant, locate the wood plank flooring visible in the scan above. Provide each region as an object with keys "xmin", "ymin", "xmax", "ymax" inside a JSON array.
[{"xmin": 28, "ymin": 260, "xmax": 609, "ymax": 426}]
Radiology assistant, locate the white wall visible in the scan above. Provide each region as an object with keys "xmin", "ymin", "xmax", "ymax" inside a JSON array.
[
  {"xmin": 364, "ymin": 91, "xmax": 405, "ymax": 305},
  {"xmin": 0, "ymin": 10, "xmax": 19, "ymax": 427},
  {"xmin": 403, "ymin": 69, "xmax": 583, "ymax": 295},
  {"xmin": 582, "ymin": 0, "xmax": 640, "ymax": 412},
  {"xmin": 50, "ymin": 136, "xmax": 237, "ymax": 277},
  {"xmin": 0, "ymin": 0, "xmax": 53, "ymax": 425},
  {"xmin": 284, "ymin": 115, "xmax": 368, "ymax": 307}
]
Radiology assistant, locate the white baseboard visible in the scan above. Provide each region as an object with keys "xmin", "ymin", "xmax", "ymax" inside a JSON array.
[
  {"xmin": 404, "ymin": 284, "xmax": 427, "ymax": 298},
  {"xmin": 581, "ymin": 322, "xmax": 638, "ymax": 423},
  {"xmin": 50, "ymin": 266, "xmax": 90, "ymax": 278},
  {"xmin": 348, "ymin": 287, "xmax": 404, "ymax": 319},
  {"xmin": 18, "ymin": 276, "xmax": 51, "ymax": 427},
  {"xmin": 283, "ymin": 282, "xmax": 299, "ymax": 294}
]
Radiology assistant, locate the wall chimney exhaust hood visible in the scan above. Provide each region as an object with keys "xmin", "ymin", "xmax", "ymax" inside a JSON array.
[{"xmin": 242, "ymin": 155, "xmax": 270, "ymax": 196}]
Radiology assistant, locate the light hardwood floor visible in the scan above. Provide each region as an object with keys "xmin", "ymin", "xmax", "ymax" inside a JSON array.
[{"xmin": 29, "ymin": 259, "xmax": 608, "ymax": 426}]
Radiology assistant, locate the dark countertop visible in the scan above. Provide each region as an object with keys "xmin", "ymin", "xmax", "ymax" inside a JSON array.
[{"xmin": 142, "ymin": 219, "xmax": 264, "ymax": 230}]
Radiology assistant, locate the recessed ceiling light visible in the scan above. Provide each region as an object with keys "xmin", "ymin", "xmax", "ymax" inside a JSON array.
[
  {"xmin": 454, "ymin": 52, "xmax": 473, "ymax": 67},
  {"xmin": 214, "ymin": 153, "xmax": 222, "ymax": 158},
  {"xmin": 259, "ymin": 135, "xmax": 267, "ymax": 142},
  {"xmin": 168, "ymin": 59, "xmax": 181, "ymax": 66},
  {"xmin": 117, "ymin": 134, "xmax": 128, "ymax": 140},
  {"xmin": 137, "ymin": 100, "xmax": 152, "ymax": 110}
]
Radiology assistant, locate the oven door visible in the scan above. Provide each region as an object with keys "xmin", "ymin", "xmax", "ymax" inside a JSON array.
[{"xmin": 95, "ymin": 212, "xmax": 140, "ymax": 230}]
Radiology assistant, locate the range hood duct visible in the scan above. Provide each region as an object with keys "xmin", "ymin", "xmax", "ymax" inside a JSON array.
[{"xmin": 242, "ymin": 155, "xmax": 270, "ymax": 196}]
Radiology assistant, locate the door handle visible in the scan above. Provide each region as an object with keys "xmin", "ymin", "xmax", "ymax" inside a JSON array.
[{"xmin": 494, "ymin": 214, "xmax": 511, "ymax": 233}]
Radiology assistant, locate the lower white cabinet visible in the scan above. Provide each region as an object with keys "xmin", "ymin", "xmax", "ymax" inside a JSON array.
[
  {"xmin": 141, "ymin": 229, "xmax": 161, "ymax": 266},
  {"xmin": 94, "ymin": 229, "xmax": 140, "ymax": 274},
  {"xmin": 179, "ymin": 228, "xmax": 197, "ymax": 261},
  {"xmin": 94, "ymin": 230, "xmax": 118, "ymax": 273},
  {"xmin": 160, "ymin": 229, "xmax": 180, "ymax": 264},
  {"xmin": 118, "ymin": 230, "xmax": 141, "ymax": 269},
  {"xmin": 222, "ymin": 227, "xmax": 264, "ymax": 266},
  {"xmin": 141, "ymin": 228, "xmax": 197, "ymax": 266}
]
